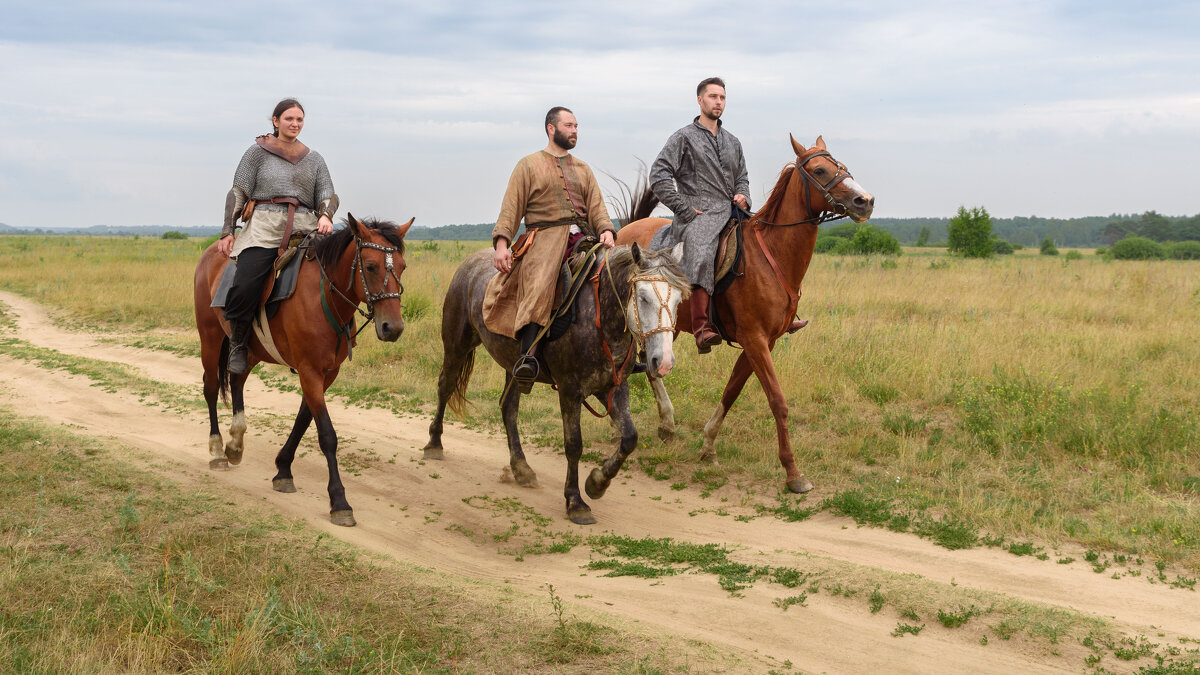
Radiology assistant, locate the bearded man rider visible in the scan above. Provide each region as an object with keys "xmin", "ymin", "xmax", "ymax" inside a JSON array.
[
  {"xmin": 650, "ymin": 77, "xmax": 806, "ymax": 353},
  {"xmin": 483, "ymin": 106, "xmax": 616, "ymax": 391}
]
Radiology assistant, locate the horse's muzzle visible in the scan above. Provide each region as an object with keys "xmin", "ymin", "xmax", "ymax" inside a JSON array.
[{"xmin": 376, "ymin": 320, "xmax": 404, "ymax": 342}]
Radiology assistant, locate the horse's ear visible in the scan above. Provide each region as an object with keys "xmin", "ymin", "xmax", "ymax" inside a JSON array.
[
  {"xmin": 630, "ymin": 241, "xmax": 643, "ymax": 265},
  {"xmin": 397, "ymin": 217, "xmax": 415, "ymax": 238},
  {"xmin": 814, "ymin": 135, "xmax": 826, "ymax": 149},
  {"xmin": 347, "ymin": 212, "xmax": 363, "ymax": 236},
  {"xmin": 789, "ymin": 133, "xmax": 806, "ymax": 156},
  {"xmin": 669, "ymin": 241, "xmax": 684, "ymax": 264}
]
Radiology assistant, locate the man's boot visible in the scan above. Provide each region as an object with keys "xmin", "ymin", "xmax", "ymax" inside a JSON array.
[
  {"xmin": 227, "ymin": 320, "xmax": 252, "ymax": 375},
  {"xmin": 690, "ymin": 287, "xmax": 722, "ymax": 354},
  {"xmin": 787, "ymin": 318, "xmax": 809, "ymax": 334},
  {"xmin": 512, "ymin": 323, "xmax": 542, "ymax": 393}
]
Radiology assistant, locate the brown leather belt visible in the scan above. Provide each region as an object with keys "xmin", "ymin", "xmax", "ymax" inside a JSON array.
[
  {"xmin": 254, "ymin": 196, "xmax": 303, "ymax": 255},
  {"xmin": 525, "ymin": 217, "xmax": 585, "ymax": 229}
]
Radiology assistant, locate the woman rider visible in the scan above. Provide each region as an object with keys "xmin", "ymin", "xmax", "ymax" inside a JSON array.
[{"xmin": 217, "ymin": 98, "xmax": 339, "ymax": 374}]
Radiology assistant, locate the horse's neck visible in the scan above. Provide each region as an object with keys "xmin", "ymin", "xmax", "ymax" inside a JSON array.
[
  {"xmin": 595, "ymin": 266, "xmax": 634, "ymax": 346},
  {"xmin": 322, "ymin": 246, "xmax": 361, "ymax": 321},
  {"xmin": 750, "ymin": 170, "xmax": 819, "ymax": 291}
]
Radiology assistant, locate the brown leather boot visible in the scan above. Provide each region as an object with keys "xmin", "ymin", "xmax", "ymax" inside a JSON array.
[
  {"xmin": 690, "ymin": 287, "xmax": 721, "ymax": 354},
  {"xmin": 512, "ymin": 323, "xmax": 542, "ymax": 393},
  {"xmin": 787, "ymin": 318, "xmax": 809, "ymax": 333}
]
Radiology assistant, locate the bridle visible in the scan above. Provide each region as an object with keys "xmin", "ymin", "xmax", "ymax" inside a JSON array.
[
  {"xmin": 755, "ymin": 148, "xmax": 856, "ymax": 227},
  {"xmin": 316, "ymin": 231, "xmax": 405, "ymax": 342},
  {"xmin": 624, "ymin": 273, "xmax": 678, "ymax": 343}
]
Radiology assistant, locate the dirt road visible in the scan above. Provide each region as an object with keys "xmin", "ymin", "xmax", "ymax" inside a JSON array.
[{"xmin": 1, "ymin": 289, "xmax": 1194, "ymax": 674}]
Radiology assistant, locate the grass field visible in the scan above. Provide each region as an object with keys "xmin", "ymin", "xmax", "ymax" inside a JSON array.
[{"xmin": 1, "ymin": 234, "xmax": 1198, "ymax": 576}]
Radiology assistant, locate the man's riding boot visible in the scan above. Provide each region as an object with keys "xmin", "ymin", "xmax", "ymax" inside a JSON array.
[
  {"xmin": 787, "ymin": 318, "xmax": 810, "ymax": 334},
  {"xmin": 227, "ymin": 320, "xmax": 252, "ymax": 375},
  {"xmin": 690, "ymin": 287, "xmax": 722, "ymax": 354},
  {"xmin": 512, "ymin": 323, "xmax": 542, "ymax": 393}
]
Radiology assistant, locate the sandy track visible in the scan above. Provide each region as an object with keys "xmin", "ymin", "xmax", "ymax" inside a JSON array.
[{"xmin": 1, "ymin": 289, "xmax": 1195, "ymax": 674}]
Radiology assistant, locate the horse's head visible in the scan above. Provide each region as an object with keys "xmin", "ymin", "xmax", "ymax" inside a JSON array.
[
  {"xmin": 346, "ymin": 213, "xmax": 414, "ymax": 342},
  {"xmin": 624, "ymin": 241, "xmax": 688, "ymax": 377},
  {"xmin": 789, "ymin": 135, "xmax": 874, "ymax": 223}
]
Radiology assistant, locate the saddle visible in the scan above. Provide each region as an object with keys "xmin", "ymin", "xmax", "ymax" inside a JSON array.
[
  {"xmin": 713, "ymin": 217, "xmax": 745, "ymax": 296},
  {"xmin": 545, "ymin": 236, "xmax": 603, "ymax": 341},
  {"xmin": 210, "ymin": 232, "xmax": 311, "ymax": 317}
]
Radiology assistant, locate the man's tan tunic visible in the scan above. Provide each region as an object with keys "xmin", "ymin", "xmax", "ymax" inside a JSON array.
[{"xmin": 483, "ymin": 151, "xmax": 615, "ymax": 338}]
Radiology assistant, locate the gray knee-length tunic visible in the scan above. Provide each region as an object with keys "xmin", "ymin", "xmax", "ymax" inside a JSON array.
[{"xmin": 649, "ymin": 117, "xmax": 750, "ymax": 293}]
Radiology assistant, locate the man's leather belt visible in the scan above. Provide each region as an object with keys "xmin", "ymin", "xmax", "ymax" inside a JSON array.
[{"xmin": 526, "ymin": 217, "xmax": 585, "ymax": 229}]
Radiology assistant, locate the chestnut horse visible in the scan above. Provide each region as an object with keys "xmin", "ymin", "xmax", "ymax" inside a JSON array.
[
  {"xmin": 617, "ymin": 135, "xmax": 874, "ymax": 493},
  {"xmin": 194, "ymin": 214, "xmax": 414, "ymax": 526}
]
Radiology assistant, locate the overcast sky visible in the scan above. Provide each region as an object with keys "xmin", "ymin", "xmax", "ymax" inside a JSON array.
[{"xmin": 2, "ymin": 1, "xmax": 1198, "ymax": 229}]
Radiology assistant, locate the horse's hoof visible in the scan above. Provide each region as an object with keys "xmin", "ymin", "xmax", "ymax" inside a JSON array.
[
  {"xmin": 568, "ymin": 509, "xmax": 597, "ymax": 525},
  {"xmin": 422, "ymin": 445, "xmax": 444, "ymax": 461},
  {"xmin": 698, "ymin": 450, "xmax": 718, "ymax": 464},
  {"xmin": 512, "ymin": 460, "xmax": 539, "ymax": 487},
  {"xmin": 585, "ymin": 468, "xmax": 609, "ymax": 500},
  {"xmin": 657, "ymin": 427, "xmax": 675, "ymax": 442},
  {"xmin": 208, "ymin": 457, "xmax": 231, "ymax": 471},
  {"xmin": 208, "ymin": 434, "xmax": 223, "ymax": 457},
  {"xmin": 272, "ymin": 478, "xmax": 297, "ymax": 493},
  {"xmin": 331, "ymin": 509, "xmax": 357, "ymax": 527},
  {"xmin": 224, "ymin": 446, "xmax": 243, "ymax": 466},
  {"xmin": 786, "ymin": 476, "xmax": 814, "ymax": 494}
]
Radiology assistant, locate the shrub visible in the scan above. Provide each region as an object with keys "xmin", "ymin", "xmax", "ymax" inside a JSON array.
[
  {"xmin": 1095, "ymin": 247, "xmax": 1107, "ymax": 256},
  {"xmin": 814, "ymin": 236, "xmax": 845, "ymax": 254},
  {"xmin": 992, "ymin": 239, "xmax": 1014, "ymax": 255},
  {"xmin": 1166, "ymin": 240, "xmax": 1200, "ymax": 260},
  {"xmin": 1039, "ymin": 238, "xmax": 1059, "ymax": 256},
  {"xmin": 1110, "ymin": 237, "xmax": 1165, "ymax": 260},
  {"xmin": 848, "ymin": 225, "xmax": 901, "ymax": 255},
  {"xmin": 947, "ymin": 206, "xmax": 993, "ymax": 258},
  {"xmin": 161, "ymin": 230, "xmax": 188, "ymax": 240},
  {"xmin": 915, "ymin": 226, "xmax": 931, "ymax": 247},
  {"xmin": 1064, "ymin": 250, "xmax": 1082, "ymax": 261}
]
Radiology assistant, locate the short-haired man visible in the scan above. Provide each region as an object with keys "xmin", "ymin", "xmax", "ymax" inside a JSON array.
[
  {"xmin": 483, "ymin": 106, "xmax": 616, "ymax": 388},
  {"xmin": 650, "ymin": 77, "xmax": 804, "ymax": 352}
]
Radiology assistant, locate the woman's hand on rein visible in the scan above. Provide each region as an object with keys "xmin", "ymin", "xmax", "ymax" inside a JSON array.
[{"xmin": 317, "ymin": 215, "xmax": 334, "ymax": 235}]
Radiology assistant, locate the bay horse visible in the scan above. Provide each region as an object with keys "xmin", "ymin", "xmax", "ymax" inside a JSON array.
[
  {"xmin": 422, "ymin": 242, "xmax": 689, "ymax": 524},
  {"xmin": 617, "ymin": 135, "xmax": 874, "ymax": 493},
  {"xmin": 193, "ymin": 214, "xmax": 414, "ymax": 526}
]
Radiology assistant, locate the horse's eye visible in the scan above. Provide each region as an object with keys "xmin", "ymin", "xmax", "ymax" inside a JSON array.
[
  {"xmin": 365, "ymin": 263, "xmax": 377, "ymax": 273},
  {"xmin": 814, "ymin": 167, "xmax": 826, "ymax": 175}
]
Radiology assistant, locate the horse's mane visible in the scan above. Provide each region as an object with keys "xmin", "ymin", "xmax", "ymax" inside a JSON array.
[
  {"xmin": 605, "ymin": 244, "xmax": 690, "ymax": 295},
  {"xmin": 755, "ymin": 162, "xmax": 799, "ymax": 224},
  {"xmin": 311, "ymin": 218, "xmax": 406, "ymax": 269}
]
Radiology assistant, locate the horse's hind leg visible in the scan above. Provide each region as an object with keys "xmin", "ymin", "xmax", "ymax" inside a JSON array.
[
  {"xmin": 699, "ymin": 352, "xmax": 755, "ymax": 464},
  {"xmin": 271, "ymin": 400, "xmax": 313, "ymax": 494},
  {"xmin": 500, "ymin": 376, "xmax": 538, "ymax": 487},
  {"xmin": 424, "ymin": 342, "xmax": 477, "ymax": 461},
  {"xmin": 203, "ymin": 369, "xmax": 227, "ymax": 470},
  {"xmin": 224, "ymin": 371, "xmax": 249, "ymax": 465},
  {"xmin": 557, "ymin": 392, "xmax": 595, "ymax": 525},
  {"xmin": 586, "ymin": 383, "xmax": 637, "ymax": 500}
]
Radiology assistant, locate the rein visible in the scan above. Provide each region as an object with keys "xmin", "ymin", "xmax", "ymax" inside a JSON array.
[
  {"xmin": 753, "ymin": 149, "xmax": 854, "ymax": 228},
  {"xmin": 313, "ymin": 232, "xmax": 405, "ymax": 353}
]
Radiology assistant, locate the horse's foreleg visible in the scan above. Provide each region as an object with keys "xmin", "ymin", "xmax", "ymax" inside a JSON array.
[
  {"xmin": 742, "ymin": 341, "xmax": 812, "ymax": 494},
  {"xmin": 699, "ymin": 352, "xmax": 756, "ymax": 463},
  {"xmin": 500, "ymin": 376, "xmax": 537, "ymax": 487},
  {"xmin": 271, "ymin": 400, "xmax": 312, "ymax": 494},
  {"xmin": 586, "ymin": 384, "xmax": 637, "ymax": 500},
  {"xmin": 647, "ymin": 374, "xmax": 676, "ymax": 441},
  {"xmin": 224, "ymin": 371, "xmax": 249, "ymax": 465},
  {"xmin": 296, "ymin": 370, "xmax": 354, "ymax": 526},
  {"xmin": 558, "ymin": 392, "xmax": 595, "ymax": 525}
]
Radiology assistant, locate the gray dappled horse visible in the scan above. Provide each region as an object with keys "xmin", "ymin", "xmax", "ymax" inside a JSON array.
[{"xmin": 423, "ymin": 242, "xmax": 688, "ymax": 524}]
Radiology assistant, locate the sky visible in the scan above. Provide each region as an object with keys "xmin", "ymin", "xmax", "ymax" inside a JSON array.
[{"xmin": 1, "ymin": 0, "xmax": 1198, "ymax": 229}]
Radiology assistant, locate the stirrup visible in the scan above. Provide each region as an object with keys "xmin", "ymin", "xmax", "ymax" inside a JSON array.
[
  {"xmin": 513, "ymin": 355, "xmax": 539, "ymax": 393},
  {"xmin": 695, "ymin": 329, "xmax": 721, "ymax": 354}
]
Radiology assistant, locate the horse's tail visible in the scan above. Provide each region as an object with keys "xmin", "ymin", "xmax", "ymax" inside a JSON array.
[
  {"xmin": 446, "ymin": 348, "xmax": 475, "ymax": 418},
  {"xmin": 606, "ymin": 161, "xmax": 661, "ymax": 226},
  {"xmin": 217, "ymin": 336, "xmax": 230, "ymax": 402}
]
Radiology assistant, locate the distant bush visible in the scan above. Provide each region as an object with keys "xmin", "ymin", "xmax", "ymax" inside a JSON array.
[
  {"xmin": 822, "ymin": 222, "xmax": 859, "ymax": 239},
  {"xmin": 1064, "ymin": 250, "xmax": 1082, "ymax": 261},
  {"xmin": 1110, "ymin": 237, "xmax": 1165, "ymax": 260},
  {"xmin": 1095, "ymin": 247, "xmax": 1107, "ymax": 256},
  {"xmin": 947, "ymin": 206, "xmax": 994, "ymax": 258},
  {"xmin": 848, "ymin": 225, "xmax": 901, "ymax": 255},
  {"xmin": 814, "ymin": 236, "xmax": 845, "ymax": 254},
  {"xmin": 992, "ymin": 239, "xmax": 1014, "ymax": 255},
  {"xmin": 161, "ymin": 230, "xmax": 188, "ymax": 240},
  {"xmin": 1166, "ymin": 241, "xmax": 1200, "ymax": 260},
  {"xmin": 1039, "ymin": 238, "xmax": 1059, "ymax": 256}
]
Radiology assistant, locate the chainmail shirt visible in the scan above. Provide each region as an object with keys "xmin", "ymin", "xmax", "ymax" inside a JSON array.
[{"xmin": 229, "ymin": 144, "xmax": 336, "ymax": 258}]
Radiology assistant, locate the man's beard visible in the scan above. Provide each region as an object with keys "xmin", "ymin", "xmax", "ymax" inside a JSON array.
[
  {"xmin": 702, "ymin": 108, "xmax": 723, "ymax": 121},
  {"xmin": 553, "ymin": 129, "xmax": 577, "ymax": 149}
]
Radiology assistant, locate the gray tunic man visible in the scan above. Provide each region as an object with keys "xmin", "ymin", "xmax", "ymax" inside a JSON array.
[{"xmin": 649, "ymin": 77, "xmax": 751, "ymax": 352}]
